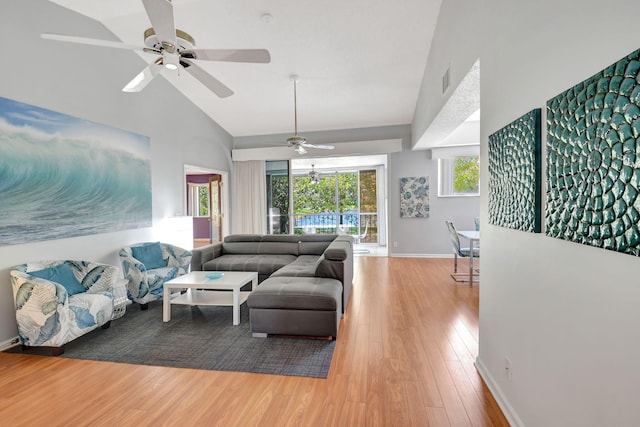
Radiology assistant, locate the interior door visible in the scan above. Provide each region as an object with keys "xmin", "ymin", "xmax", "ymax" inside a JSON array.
[{"xmin": 209, "ymin": 175, "xmax": 222, "ymax": 242}]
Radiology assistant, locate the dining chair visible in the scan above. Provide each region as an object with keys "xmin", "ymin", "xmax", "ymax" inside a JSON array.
[{"xmin": 445, "ymin": 220, "xmax": 480, "ymax": 282}]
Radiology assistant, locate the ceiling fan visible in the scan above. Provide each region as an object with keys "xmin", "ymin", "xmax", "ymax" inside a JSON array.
[
  {"xmin": 41, "ymin": 0, "xmax": 271, "ymax": 98},
  {"xmin": 308, "ymin": 164, "xmax": 320, "ymax": 184},
  {"xmin": 286, "ymin": 75, "xmax": 335, "ymax": 155}
]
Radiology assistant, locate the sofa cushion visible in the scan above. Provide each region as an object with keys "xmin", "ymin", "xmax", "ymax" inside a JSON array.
[
  {"xmin": 261, "ymin": 235, "xmax": 302, "ymax": 243},
  {"xmin": 257, "ymin": 241, "xmax": 299, "ymax": 255},
  {"xmin": 224, "ymin": 234, "xmax": 263, "ymax": 242},
  {"xmin": 131, "ymin": 242, "xmax": 167, "ymax": 269},
  {"xmin": 296, "ymin": 234, "xmax": 337, "ymax": 255},
  {"xmin": 269, "ymin": 255, "xmax": 321, "ymax": 277},
  {"xmin": 29, "ymin": 263, "xmax": 86, "ymax": 296},
  {"xmin": 222, "ymin": 241, "xmax": 260, "ymax": 255},
  {"xmin": 248, "ymin": 277, "xmax": 342, "ymax": 311},
  {"xmin": 203, "ymin": 254, "xmax": 297, "ymax": 276}
]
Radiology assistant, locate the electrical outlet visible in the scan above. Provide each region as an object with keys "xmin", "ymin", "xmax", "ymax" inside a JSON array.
[
  {"xmin": 393, "ymin": 241, "xmax": 398, "ymax": 248},
  {"xmin": 504, "ymin": 358, "xmax": 512, "ymax": 381}
]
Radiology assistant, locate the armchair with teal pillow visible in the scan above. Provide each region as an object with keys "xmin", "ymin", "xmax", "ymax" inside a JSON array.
[
  {"xmin": 9, "ymin": 260, "xmax": 118, "ymax": 355},
  {"xmin": 119, "ymin": 242, "xmax": 192, "ymax": 309}
]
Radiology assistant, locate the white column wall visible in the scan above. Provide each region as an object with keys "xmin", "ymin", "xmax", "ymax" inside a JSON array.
[{"xmin": 439, "ymin": 0, "xmax": 640, "ymax": 426}]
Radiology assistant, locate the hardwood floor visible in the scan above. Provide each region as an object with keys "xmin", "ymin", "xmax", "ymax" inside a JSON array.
[{"xmin": 0, "ymin": 257, "xmax": 508, "ymax": 426}]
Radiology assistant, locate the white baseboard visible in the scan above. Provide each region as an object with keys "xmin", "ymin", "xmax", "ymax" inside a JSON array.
[
  {"xmin": 475, "ymin": 357, "xmax": 525, "ymax": 427},
  {"xmin": 0, "ymin": 336, "xmax": 20, "ymax": 352},
  {"xmin": 389, "ymin": 253, "xmax": 453, "ymax": 258}
]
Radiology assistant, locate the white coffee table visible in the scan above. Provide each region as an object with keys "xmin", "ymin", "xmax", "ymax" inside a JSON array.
[{"xmin": 163, "ymin": 271, "xmax": 258, "ymax": 325}]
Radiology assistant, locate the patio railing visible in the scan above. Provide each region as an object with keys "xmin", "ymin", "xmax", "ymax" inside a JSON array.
[{"xmin": 291, "ymin": 212, "xmax": 377, "ymax": 244}]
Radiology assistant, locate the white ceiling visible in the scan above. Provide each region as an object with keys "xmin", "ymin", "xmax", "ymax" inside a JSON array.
[{"xmin": 49, "ymin": 0, "xmax": 442, "ymax": 137}]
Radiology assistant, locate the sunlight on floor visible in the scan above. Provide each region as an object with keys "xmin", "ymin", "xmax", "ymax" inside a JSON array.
[{"xmin": 354, "ymin": 243, "xmax": 387, "ymax": 257}]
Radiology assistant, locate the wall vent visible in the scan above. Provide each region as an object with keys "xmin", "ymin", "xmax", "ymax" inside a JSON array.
[{"xmin": 442, "ymin": 67, "xmax": 450, "ymax": 94}]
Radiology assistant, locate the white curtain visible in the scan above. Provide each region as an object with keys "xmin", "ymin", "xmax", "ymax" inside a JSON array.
[{"xmin": 232, "ymin": 160, "xmax": 267, "ymax": 234}]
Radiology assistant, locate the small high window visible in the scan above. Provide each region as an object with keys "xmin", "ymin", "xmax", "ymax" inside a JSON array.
[{"xmin": 438, "ymin": 156, "xmax": 480, "ymax": 197}]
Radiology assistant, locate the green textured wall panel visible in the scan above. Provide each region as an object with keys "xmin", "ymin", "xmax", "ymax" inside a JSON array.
[
  {"xmin": 488, "ymin": 109, "xmax": 542, "ymax": 232},
  {"xmin": 546, "ymin": 48, "xmax": 640, "ymax": 255}
]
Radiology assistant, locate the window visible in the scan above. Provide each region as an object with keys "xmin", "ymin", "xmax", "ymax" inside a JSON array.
[
  {"xmin": 266, "ymin": 160, "xmax": 290, "ymax": 234},
  {"xmin": 438, "ymin": 156, "xmax": 480, "ymax": 197},
  {"xmin": 188, "ymin": 183, "xmax": 209, "ymax": 217}
]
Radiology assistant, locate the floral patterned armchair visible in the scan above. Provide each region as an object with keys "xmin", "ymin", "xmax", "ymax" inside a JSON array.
[
  {"xmin": 9, "ymin": 260, "xmax": 118, "ymax": 355},
  {"xmin": 119, "ymin": 242, "xmax": 192, "ymax": 309}
]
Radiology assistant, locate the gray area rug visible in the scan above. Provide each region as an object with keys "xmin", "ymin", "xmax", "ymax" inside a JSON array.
[{"xmin": 9, "ymin": 301, "xmax": 336, "ymax": 378}]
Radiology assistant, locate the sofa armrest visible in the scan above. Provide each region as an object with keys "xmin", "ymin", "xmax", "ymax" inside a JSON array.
[
  {"xmin": 161, "ymin": 243, "xmax": 193, "ymax": 271},
  {"xmin": 10, "ymin": 270, "xmax": 68, "ymax": 308},
  {"xmin": 10, "ymin": 270, "xmax": 70, "ymax": 346},
  {"xmin": 323, "ymin": 235, "xmax": 353, "ymax": 261},
  {"xmin": 315, "ymin": 236, "xmax": 354, "ymax": 313},
  {"xmin": 81, "ymin": 262, "xmax": 120, "ymax": 295},
  {"xmin": 191, "ymin": 243, "xmax": 223, "ymax": 271}
]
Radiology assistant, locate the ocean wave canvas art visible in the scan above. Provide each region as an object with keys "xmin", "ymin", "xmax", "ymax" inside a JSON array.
[{"xmin": 0, "ymin": 97, "xmax": 152, "ymax": 246}]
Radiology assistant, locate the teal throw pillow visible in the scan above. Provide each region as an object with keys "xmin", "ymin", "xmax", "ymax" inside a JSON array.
[
  {"xmin": 29, "ymin": 263, "xmax": 86, "ymax": 296},
  {"xmin": 131, "ymin": 242, "xmax": 167, "ymax": 270}
]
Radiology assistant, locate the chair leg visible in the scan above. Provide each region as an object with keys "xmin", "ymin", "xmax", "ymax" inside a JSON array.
[
  {"xmin": 453, "ymin": 253, "xmax": 458, "ymax": 273},
  {"xmin": 101, "ymin": 321, "xmax": 111, "ymax": 330},
  {"xmin": 140, "ymin": 303, "xmax": 149, "ymax": 311}
]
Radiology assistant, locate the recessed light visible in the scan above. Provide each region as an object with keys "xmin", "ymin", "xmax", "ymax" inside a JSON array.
[{"xmin": 261, "ymin": 13, "xmax": 273, "ymax": 23}]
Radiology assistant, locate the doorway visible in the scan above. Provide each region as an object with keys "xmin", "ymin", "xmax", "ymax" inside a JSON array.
[{"xmin": 185, "ymin": 165, "xmax": 229, "ymax": 248}]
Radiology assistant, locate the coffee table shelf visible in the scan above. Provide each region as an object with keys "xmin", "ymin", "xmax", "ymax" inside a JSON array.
[
  {"xmin": 163, "ymin": 271, "xmax": 258, "ymax": 325},
  {"xmin": 170, "ymin": 289, "xmax": 251, "ymax": 307}
]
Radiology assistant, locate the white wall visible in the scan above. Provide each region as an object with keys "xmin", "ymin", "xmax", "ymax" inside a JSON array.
[
  {"xmin": 0, "ymin": 1, "xmax": 233, "ymax": 344},
  {"xmin": 416, "ymin": 0, "xmax": 640, "ymax": 425}
]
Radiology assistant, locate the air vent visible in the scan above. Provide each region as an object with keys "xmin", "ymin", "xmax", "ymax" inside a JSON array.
[{"xmin": 442, "ymin": 67, "xmax": 450, "ymax": 94}]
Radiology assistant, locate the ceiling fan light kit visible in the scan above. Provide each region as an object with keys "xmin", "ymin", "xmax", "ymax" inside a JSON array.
[
  {"xmin": 308, "ymin": 164, "xmax": 320, "ymax": 184},
  {"xmin": 41, "ymin": 0, "xmax": 271, "ymax": 98}
]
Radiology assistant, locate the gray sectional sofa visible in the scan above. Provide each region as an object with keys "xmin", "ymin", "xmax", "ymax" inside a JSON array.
[{"xmin": 190, "ymin": 234, "xmax": 354, "ymax": 338}]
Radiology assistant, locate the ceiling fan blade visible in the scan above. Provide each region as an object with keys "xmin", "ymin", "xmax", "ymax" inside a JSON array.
[
  {"xmin": 142, "ymin": 0, "xmax": 176, "ymax": 48},
  {"xmin": 184, "ymin": 49, "xmax": 271, "ymax": 63},
  {"xmin": 302, "ymin": 142, "xmax": 336, "ymax": 150},
  {"xmin": 181, "ymin": 59, "xmax": 234, "ymax": 98},
  {"xmin": 41, "ymin": 33, "xmax": 144, "ymax": 51},
  {"xmin": 122, "ymin": 63, "xmax": 163, "ymax": 92}
]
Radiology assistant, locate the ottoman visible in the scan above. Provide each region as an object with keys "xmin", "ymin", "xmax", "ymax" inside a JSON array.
[{"xmin": 247, "ymin": 276, "xmax": 342, "ymax": 339}]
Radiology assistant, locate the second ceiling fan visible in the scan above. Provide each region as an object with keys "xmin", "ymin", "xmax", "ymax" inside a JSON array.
[{"xmin": 287, "ymin": 75, "xmax": 335, "ymax": 155}]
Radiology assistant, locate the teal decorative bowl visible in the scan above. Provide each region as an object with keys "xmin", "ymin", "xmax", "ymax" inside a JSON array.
[{"xmin": 206, "ymin": 272, "xmax": 224, "ymax": 280}]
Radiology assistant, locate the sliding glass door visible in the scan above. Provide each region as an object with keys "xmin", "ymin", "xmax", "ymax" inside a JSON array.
[
  {"xmin": 265, "ymin": 160, "xmax": 290, "ymax": 234},
  {"xmin": 265, "ymin": 160, "xmax": 384, "ymax": 246},
  {"xmin": 358, "ymin": 169, "xmax": 377, "ymax": 244}
]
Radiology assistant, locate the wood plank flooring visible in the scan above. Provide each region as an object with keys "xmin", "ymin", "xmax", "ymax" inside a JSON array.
[{"xmin": 0, "ymin": 257, "xmax": 508, "ymax": 426}]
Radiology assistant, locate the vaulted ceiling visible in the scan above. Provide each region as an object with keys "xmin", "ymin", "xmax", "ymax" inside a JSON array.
[{"xmin": 49, "ymin": 0, "xmax": 442, "ymax": 138}]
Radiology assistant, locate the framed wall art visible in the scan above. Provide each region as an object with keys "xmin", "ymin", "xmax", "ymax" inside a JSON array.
[
  {"xmin": 0, "ymin": 96, "xmax": 152, "ymax": 246},
  {"xmin": 400, "ymin": 176, "xmax": 429, "ymax": 218},
  {"xmin": 488, "ymin": 108, "xmax": 542, "ymax": 232},
  {"xmin": 546, "ymin": 48, "xmax": 640, "ymax": 255}
]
